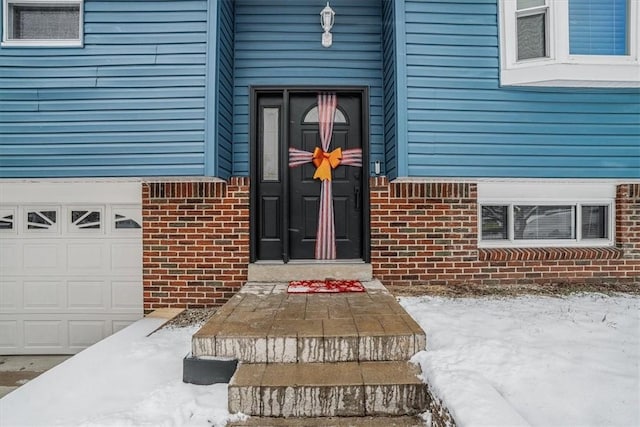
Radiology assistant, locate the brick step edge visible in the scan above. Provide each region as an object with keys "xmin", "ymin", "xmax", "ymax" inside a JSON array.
[
  {"xmin": 227, "ymin": 415, "xmax": 426, "ymax": 426},
  {"xmin": 228, "ymin": 361, "xmax": 429, "ymax": 417}
]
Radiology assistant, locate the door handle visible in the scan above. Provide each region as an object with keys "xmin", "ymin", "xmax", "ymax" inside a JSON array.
[{"xmin": 354, "ymin": 188, "xmax": 360, "ymax": 211}]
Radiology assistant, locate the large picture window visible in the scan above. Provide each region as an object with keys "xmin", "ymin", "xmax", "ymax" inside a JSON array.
[{"xmin": 2, "ymin": 0, "xmax": 83, "ymax": 47}]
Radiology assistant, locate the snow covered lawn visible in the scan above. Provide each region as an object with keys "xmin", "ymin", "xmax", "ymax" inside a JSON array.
[
  {"xmin": 1, "ymin": 294, "xmax": 637, "ymax": 427},
  {"xmin": 401, "ymin": 293, "xmax": 640, "ymax": 427}
]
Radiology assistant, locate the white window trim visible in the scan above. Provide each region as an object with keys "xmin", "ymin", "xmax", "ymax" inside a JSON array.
[
  {"xmin": 23, "ymin": 205, "xmax": 60, "ymax": 234},
  {"xmin": 1, "ymin": 0, "xmax": 84, "ymax": 47},
  {"xmin": 67, "ymin": 206, "xmax": 105, "ymax": 235},
  {"xmin": 499, "ymin": 0, "xmax": 640, "ymax": 87},
  {"xmin": 111, "ymin": 205, "xmax": 143, "ymax": 234},
  {"xmin": 0, "ymin": 206, "xmax": 18, "ymax": 234},
  {"xmin": 478, "ymin": 183, "xmax": 616, "ymax": 248}
]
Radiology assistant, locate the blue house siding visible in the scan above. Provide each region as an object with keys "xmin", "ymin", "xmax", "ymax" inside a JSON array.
[
  {"xmin": 232, "ymin": 0, "xmax": 384, "ymax": 176},
  {"xmin": 403, "ymin": 0, "xmax": 640, "ymax": 179},
  {"xmin": 211, "ymin": 0, "xmax": 235, "ymax": 178},
  {"xmin": 0, "ymin": 0, "xmax": 208, "ymax": 178},
  {"xmin": 381, "ymin": 0, "xmax": 396, "ymax": 179}
]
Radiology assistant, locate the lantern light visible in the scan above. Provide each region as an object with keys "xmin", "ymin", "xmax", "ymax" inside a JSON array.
[{"xmin": 320, "ymin": 2, "xmax": 335, "ymax": 48}]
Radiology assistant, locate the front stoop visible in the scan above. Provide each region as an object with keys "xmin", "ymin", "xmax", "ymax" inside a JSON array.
[
  {"xmin": 191, "ymin": 280, "xmax": 430, "ymax": 420},
  {"xmin": 229, "ymin": 362, "xmax": 428, "ymax": 417},
  {"xmin": 192, "ymin": 282, "xmax": 425, "ymax": 363}
]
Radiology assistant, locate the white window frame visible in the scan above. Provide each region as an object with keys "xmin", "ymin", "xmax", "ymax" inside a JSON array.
[
  {"xmin": 499, "ymin": 0, "xmax": 640, "ymax": 87},
  {"xmin": 67, "ymin": 206, "xmax": 105, "ymax": 234},
  {"xmin": 111, "ymin": 205, "xmax": 143, "ymax": 234},
  {"xmin": 0, "ymin": 206, "xmax": 18, "ymax": 234},
  {"xmin": 478, "ymin": 183, "xmax": 615, "ymax": 248},
  {"xmin": 2, "ymin": 0, "xmax": 84, "ymax": 47},
  {"xmin": 23, "ymin": 206, "xmax": 61, "ymax": 234}
]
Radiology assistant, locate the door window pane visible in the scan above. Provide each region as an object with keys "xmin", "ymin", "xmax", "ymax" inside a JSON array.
[
  {"xmin": 515, "ymin": 205, "xmax": 574, "ymax": 240},
  {"xmin": 517, "ymin": 13, "xmax": 547, "ymax": 60},
  {"xmin": 262, "ymin": 107, "xmax": 280, "ymax": 181},
  {"xmin": 302, "ymin": 106, "xmax": 347, "ymax": 124},
  {"xmin": 582, "ymin": 206, "xmax": 608, "ymax": 239},
  {"xmin": 481, "ymin": 206, "xmax": 508, "ymax": 240}
]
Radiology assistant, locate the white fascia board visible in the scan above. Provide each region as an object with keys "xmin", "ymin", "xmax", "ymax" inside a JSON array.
[{"xmin": 0, "ymin": 182, "xmax": 141, "ymax": 204}]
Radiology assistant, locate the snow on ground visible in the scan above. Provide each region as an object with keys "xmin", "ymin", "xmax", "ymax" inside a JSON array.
[
  {"xmin": 401, "ymin": 293, "xmax": 640, "ymax": 427},
  {"xmin": 0, "ymin": 318, "xmax": 239, "ymax": 427},
  {"xmin": 1, "ymin": 294, "xmax": 638, "ymax": 427}
]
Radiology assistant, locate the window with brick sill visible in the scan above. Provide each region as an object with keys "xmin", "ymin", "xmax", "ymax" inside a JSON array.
[
  {"xmin": 479, "ymin": 203, "xmax": 613, "ymax": 248},
  {"xmin": 499, "ymin": 0, "xmax": 640, "ymax": 87},
  {"xmin": 478, "ymin": 182, "xmax": 616, "ymax": 249}
]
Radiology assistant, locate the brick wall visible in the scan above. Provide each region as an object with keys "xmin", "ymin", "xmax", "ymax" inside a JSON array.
[
  {"xmin": 141, "ymin": 177, "xmax": 638, "ymax": 309},
  {"xmin": 142, "ymin": 177, "xmax": 250, "ymax": 310},
  {"xmin": 371, "ymin": 177, "xmax": 640, "ymax": 287}
]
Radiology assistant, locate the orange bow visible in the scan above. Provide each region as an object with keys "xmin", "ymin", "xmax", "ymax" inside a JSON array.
[{"xmin": 312, "ymin": 147, "xmax": 342, "ymax": 181}]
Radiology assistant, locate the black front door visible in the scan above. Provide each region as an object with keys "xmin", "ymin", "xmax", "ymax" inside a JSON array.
[{"xmin": 253, "ymin": 90, "xmax": 365, "ymax": 261}]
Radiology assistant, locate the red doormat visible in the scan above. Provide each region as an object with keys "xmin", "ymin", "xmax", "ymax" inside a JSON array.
[{"xmin": 287, "ymin": 279, "xmax": 365, "ymax": 293}]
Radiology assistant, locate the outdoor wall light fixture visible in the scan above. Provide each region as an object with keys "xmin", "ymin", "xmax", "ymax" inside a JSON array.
[{"xmin": 320, "ymin": 2, "xmax": 335, "ymax": 48}]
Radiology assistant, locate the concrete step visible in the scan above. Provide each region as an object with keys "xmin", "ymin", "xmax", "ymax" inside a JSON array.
[
  {"xmin": 192, "ymin": 286, "xmax": 426, "ymax": 363},
  {"xmin": 248, "ymin": 262, "xmax": 373, "ymax": 282},
  {"xmin": 227, "ymin": 415, "xmax": 425, "ymax": 426},
  {"xmin": 228, "ymin": 361, "xmax": 429, "ymax": 418}
]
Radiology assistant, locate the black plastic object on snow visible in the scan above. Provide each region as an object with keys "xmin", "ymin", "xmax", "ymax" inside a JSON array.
[{"xmin": 183, "ymin": 353, "xmax": 238, "ymax": 385}]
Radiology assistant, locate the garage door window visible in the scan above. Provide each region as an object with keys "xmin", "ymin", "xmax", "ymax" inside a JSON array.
[
  {"xmin": 0, "ymin": 209, "xmax": 15, "ymax": 230},
  {"xmin": 70, "ymin": 209, "xmax": 102, "ymax": 230},
  {"xmin": 26, "ymin": 209, "xmax": 58, "ymax": 231},
  {"xmin": 114, "ymin": 208, "xmax": 141, "ymax": 230}
]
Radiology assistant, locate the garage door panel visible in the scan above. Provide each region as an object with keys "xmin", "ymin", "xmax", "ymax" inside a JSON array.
[
  {"xmin": 68, "ymin": 320, "xmax": 108, "ymax": 348},
  {"xmin": 113, "ymin": 320, "xmax": 135, "ymax": 333},
  {"xmin": 0, "ymin": 321, "xmax": 19, "ymax": 348},
  {"xmin": 112, "ymin": 281, "xmax": 143, "ymax": 310},
  {"xmin": 23, "ymin": 281, "xmax": 64, "ymax": 309},
  {"xmin": 67, "ymin": 243, "xmax": 107, "ymax": 272},
  {"xmin": 23, "ymin": 243, "xmax": 61, "ymax": 270},
  {"xmin": 0, "ymin": 242, "xmax": 21, "ymax": 273},
  {"xmin": 0, "ymin": 281, "xmax": 21, "ymax": 309},
  {"xmin": 24, "ymin": 320, "xmax": 64, "ymax": 349},
  {"xmin": 67, "ymin": 281, "xmax": 107, "ymax": 310},
  {"xmin": 111, "ymin": 242, "xmax": 142, "ymax": 273}
]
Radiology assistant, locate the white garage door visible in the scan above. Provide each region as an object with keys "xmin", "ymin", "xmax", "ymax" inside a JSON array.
[{"xmin": 0, "ymin": 182, "xmax": 143, "ymax": 354}]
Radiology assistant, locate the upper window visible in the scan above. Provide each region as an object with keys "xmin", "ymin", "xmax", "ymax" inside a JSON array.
[
  {"xmin": 569, "ymin": 0, "xmax": 628, "ymax": 55},
  {"xmin": 516, "ymin": 0, "xmax": 549, "ymax": 61},
  {"xmin": 2, "ymin": 0, "xmax": 83, "ymax": 47},
  {"xmin": 500, "ymin": 0, "xmax": 639, "ymax": 87}
]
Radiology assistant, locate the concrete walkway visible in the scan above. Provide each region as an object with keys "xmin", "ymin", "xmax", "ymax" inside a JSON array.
[{"xmin": 0, "ymin": 355, "xmax": 70, "ymax": 398}]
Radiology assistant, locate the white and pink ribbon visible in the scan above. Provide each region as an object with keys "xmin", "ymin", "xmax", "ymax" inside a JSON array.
[{"xmin": 289, "ymin": 93, "xmax": 362, "ymax": 260}]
